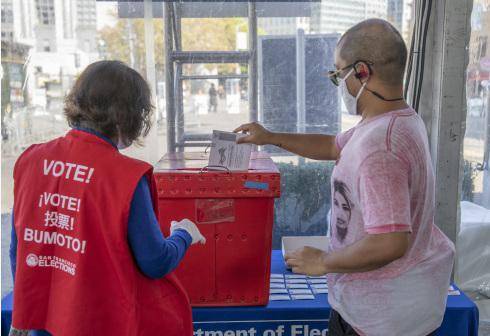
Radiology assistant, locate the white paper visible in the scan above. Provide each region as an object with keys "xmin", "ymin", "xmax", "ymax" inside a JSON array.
[
  {"xmin": 291, "ymin": 294, "xmax": 315, "ymax": 300},
  {"xmin": 312, "ymin": 288, "xmax": 329, "ymax": 294},
  {"xmin": 270, "ymin": 283, "xmax": 286, "ymax": 289},
  {"xmin": 285, "ymin": 274, "xmax": 307, "ymax": 279},
  {"xmin": 286, "ymin": 284, "xmax": 309, "ymax": 289},
  {"xmin": 208, "ymin": 130, "xmax": 252, "ymax": 171},
  {"xmin": 270, "ymin": 295, "xmax": 291, "ymax": 301},
  {"xmin": 448, "ymin": 290, "xmax": 461, "ymax": 296},
  {"xmin": 308, "ymin": 279, "xmax": 327, "ymax": 284},
  {"xmin": 270, "ymin": 278, "xmax": 285, "ymax": 283},
  {"xmin": 289, "ymin": 289, "xmax": 313, "ymax": 295},
  {"xmin": 270, "ymin": 274, "xmax": 284, "ymax": 279},
  {"xmin": 282, "ymin": 236, "xmax": 330, "ymax": 265},
  {"xmin": 270, "ymin": 288, "xmax": 289, "ymax": 294},
  {"xmin": 286, "ymin": 279, "xmax": 308, "ymax": 284}
]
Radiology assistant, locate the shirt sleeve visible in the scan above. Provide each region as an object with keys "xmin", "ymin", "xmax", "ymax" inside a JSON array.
[
  {"xmin": 335, "ymin": 128, "xmax": 355, "ymax": 152},
  {"xmin": 358, "ymin": 151, "xmax": 412, "ymax": 234},
  {"xmin": 128, "ymin": 175, "xmax": 193, "ymax": 279},
  {"xmin": 10, "ymin": 212, "xmax": 17, "ymax": 281}
]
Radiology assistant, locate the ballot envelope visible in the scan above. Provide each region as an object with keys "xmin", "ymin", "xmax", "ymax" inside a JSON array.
[
  {"xmin": 154, "ymin": 151, "xmax": 281, "ymax": 306},
  {"xmin": 281, "ymin": 236, "xmax": 330, "ymax": 268}
]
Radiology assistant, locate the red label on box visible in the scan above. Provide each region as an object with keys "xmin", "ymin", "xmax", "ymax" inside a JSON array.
[{"xmin": 196, "ymin": 199, "xmax": 235, "ymax": 224}]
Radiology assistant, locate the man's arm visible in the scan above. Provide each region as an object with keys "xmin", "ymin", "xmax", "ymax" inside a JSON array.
[
  {"xmin": 234, "ymin": 122, "xmax": 339, "ymax": 161},
  {"xmin": 285, "ymin": 232, "xmax": 410, "ymax": 276}
]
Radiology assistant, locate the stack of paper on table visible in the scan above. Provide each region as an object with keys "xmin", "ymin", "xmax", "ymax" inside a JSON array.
[{"xmin": 269, "ymin": 273, "xmax": 328, "ymax": 301}]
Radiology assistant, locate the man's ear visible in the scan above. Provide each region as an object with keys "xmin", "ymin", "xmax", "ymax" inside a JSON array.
[{"xmin": 354, "ymin": 62, "xmax": 371, "ymax": 80}]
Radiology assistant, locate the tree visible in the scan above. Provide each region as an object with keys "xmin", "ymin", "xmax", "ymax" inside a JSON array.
[
  {"xmin": 98, "ymin": 16, "xmax": 248, "ymax": 77},
  {"xmin": 99, "ymin": 19, "xmax": 164, "ymax": 76}
]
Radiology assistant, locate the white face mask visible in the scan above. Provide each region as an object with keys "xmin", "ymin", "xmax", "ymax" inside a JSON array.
[{"xmin": 339, "ymin": 68, "xmax": 367, "ymax": 116}]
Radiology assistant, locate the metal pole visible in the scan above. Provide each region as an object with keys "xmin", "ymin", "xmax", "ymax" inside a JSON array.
[
  {"xmin": 429, "ymin": 0, "xmax": 473, "ymax": 243},
  {"xmin": 164, "ymin": 2, "xmax": 176, "ymax": 153},
  {"xmin": 143, "ymin": 0, "xmax": 159, "ymax": 163},
  {"xmin": 296, "ymin": 29, "xmax": 306, "ymax": 165},
  {"xmin": 296, "ymin": 28, "xmax": 306, "ymax": 134},
  {"xmin": 173, "ymin": 2, "xmax": 185, "ymax": 153},
  {"xmin": 144, "ymin": 0, "xmax": 157, "ymax": 104},
  {"xmin": 181, "ymin": 74, "xmax": 249, "ymax": 80},
  {"xmin": 171, "ymin": 51, "xmax": 250, "ymax": 63},
  {"xmin": 248, "ymin": 1, "xmax": 258, "ymax": 123},
  {"xmin": 127, "ymin": 20, "xmax": 135, "ymax": 68},
  {"xmin": 482, "ymin": 86, "xmax": 490, "ymax": 207}
]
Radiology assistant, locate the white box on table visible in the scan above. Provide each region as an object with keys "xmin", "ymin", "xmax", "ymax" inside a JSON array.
[{"xmin": 281, "ymin": 236, "xmax": 330, "ymax": 269}]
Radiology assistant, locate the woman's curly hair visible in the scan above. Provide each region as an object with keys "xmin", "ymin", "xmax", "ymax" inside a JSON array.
[{"xmin": 64, "ymin": 60, "xmax": 153, "ymax": 145}]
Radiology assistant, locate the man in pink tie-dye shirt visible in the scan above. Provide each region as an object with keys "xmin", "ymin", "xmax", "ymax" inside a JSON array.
[{"xmin": 235, "ymin": 19, "xmax": 454, "ymax": 336}]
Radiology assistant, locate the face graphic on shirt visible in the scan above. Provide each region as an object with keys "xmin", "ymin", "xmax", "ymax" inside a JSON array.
[{"xmin": 333, "ymin": 179, "xmax": 353, "ymax": 242}]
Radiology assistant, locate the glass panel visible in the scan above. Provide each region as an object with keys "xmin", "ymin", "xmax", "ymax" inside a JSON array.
[
  {"xmin": 0, "ymin": 0, "xmax": 415, "ymax": 297},
  {"xmin": 0, "ymin": 1, "xmax": 166, "ymax": 297},
  {"xmin": 458, "ymin": 0, "xmax": 490, "ymax": 329},
  {"xmin": 254, "ymin": 1, "xmax": 414, "ymax": 247}
]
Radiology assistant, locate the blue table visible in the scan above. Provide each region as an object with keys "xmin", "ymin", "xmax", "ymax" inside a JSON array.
[{"xmin": 2, "ymin": 251, "xmax": 479, "ymax": 336}]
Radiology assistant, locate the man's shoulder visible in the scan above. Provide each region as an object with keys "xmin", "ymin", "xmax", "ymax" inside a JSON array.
[
  {"xmin": 358, "ymin": 111, "xmax": 423, "ymax": 149},
  {"xmin": 386, "ymin": 112, "xmax": 428, "ymax": 157},
  {"xmin": 343, "ymin": 111, "xmax": 426, "ymax": 167}
]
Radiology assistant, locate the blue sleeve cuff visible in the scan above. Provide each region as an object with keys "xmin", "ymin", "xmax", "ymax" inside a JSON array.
[
  {"xmin": 173, "ymin": 229, "xmax": 193, "ymax": 247},
  {"xmin": 10, "ymin": 212, "xmax": 17, "ymax": 282}
]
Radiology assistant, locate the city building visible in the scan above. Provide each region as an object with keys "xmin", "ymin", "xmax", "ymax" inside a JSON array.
[
  {"xmin": 1, "ymin": 0, "xmax": 14, "ymax": 43},
  {"xmin": 468, "ymin": 0, "xmax": 490, "ymax": 98},
  {"xmin": 387, "ymin": 0, "xmax": 415, "ymax": 42},
  {"xmin": 310, "ymin": 0, "xmax": 387, "ymax": 34},
  {"xmin": 1, "ymin": 0, "xmax": 98, "ymax": 112},
  {"xmin": 258, "ymin": 17, "xmax": 311, "ymax": 36},
  {"xmin": 259, "ymin": 0, "xmax": 388, "ymax": 37}
]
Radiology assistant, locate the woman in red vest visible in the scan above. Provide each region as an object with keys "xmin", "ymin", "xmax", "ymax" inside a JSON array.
[{"xmin": 9, "ymin": 60, "xmax": 205, "ymax": 336}]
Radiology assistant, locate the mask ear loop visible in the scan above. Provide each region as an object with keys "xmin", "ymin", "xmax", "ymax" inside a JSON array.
[
  {"xmin": 356, "ymin": 82, "xmax": 367, "ymax": 100},
  {"xmin": 342, "ymin": 68, "xmax": 355, "ymax": 82},
  {"xmin": 352, "ymin": 61, "xmax": 371, "ymax": 99}
]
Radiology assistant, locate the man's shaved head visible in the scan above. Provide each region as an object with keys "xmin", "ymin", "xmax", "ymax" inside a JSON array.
[{"xmin": 337, "ymin": 19, "xmax": 407, "ymax": 85}]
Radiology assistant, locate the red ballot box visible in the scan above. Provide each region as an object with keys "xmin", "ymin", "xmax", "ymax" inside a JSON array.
[{"xmin": 154, "ymin": 151, "xmax": 281, "ymax": 307}]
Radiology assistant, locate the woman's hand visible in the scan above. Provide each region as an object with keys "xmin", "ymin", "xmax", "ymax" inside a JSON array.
[
  {"xmin": 285, "ymin": 246, "xmax": 329, "ymax": 276},
  {"xmin": 170, "ymin": 219, "xmax": 206, "ymax": 245},
  {"xmin": 233, "ymin": 122, "xmax": 273, "ymax": 146}
]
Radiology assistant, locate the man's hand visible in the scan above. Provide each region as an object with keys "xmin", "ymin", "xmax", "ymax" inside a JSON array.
[
  {"xmin": 313, "ymin": 232, "xmax": 410, "ymax": 274},
  {"xmin": 233, "ymin": 122, "xmax": 273, "ymax": 145},
  {"xmin": 285, "ymin": 246, "xmax": 328, "ymax": 276}
]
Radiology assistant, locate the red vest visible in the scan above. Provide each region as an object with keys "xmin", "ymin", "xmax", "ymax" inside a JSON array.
[{"xmin": 12, "ymin": 129, "xmax": 193, "ymax": 336}]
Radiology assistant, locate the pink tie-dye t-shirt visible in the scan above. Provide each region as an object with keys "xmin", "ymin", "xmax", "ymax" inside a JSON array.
[{"xmin": 328, "ymin": 108, "xmax": 455, "ymax": 336}]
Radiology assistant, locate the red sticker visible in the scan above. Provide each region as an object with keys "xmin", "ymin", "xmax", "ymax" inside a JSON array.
[{"xmin": 196, "ymin": 199, "xmax": 235, "ymax": 224}]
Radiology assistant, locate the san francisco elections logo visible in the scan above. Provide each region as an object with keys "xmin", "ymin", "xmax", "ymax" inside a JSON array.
[{"xmin": 26, "ymin": 253, "xmax": 39, "ymax": 267}]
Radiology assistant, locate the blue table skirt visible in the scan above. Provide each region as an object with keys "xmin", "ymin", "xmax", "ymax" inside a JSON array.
[{"xmin": 2, "ymin": 251, "xmax": 479, "ymax": 336}]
